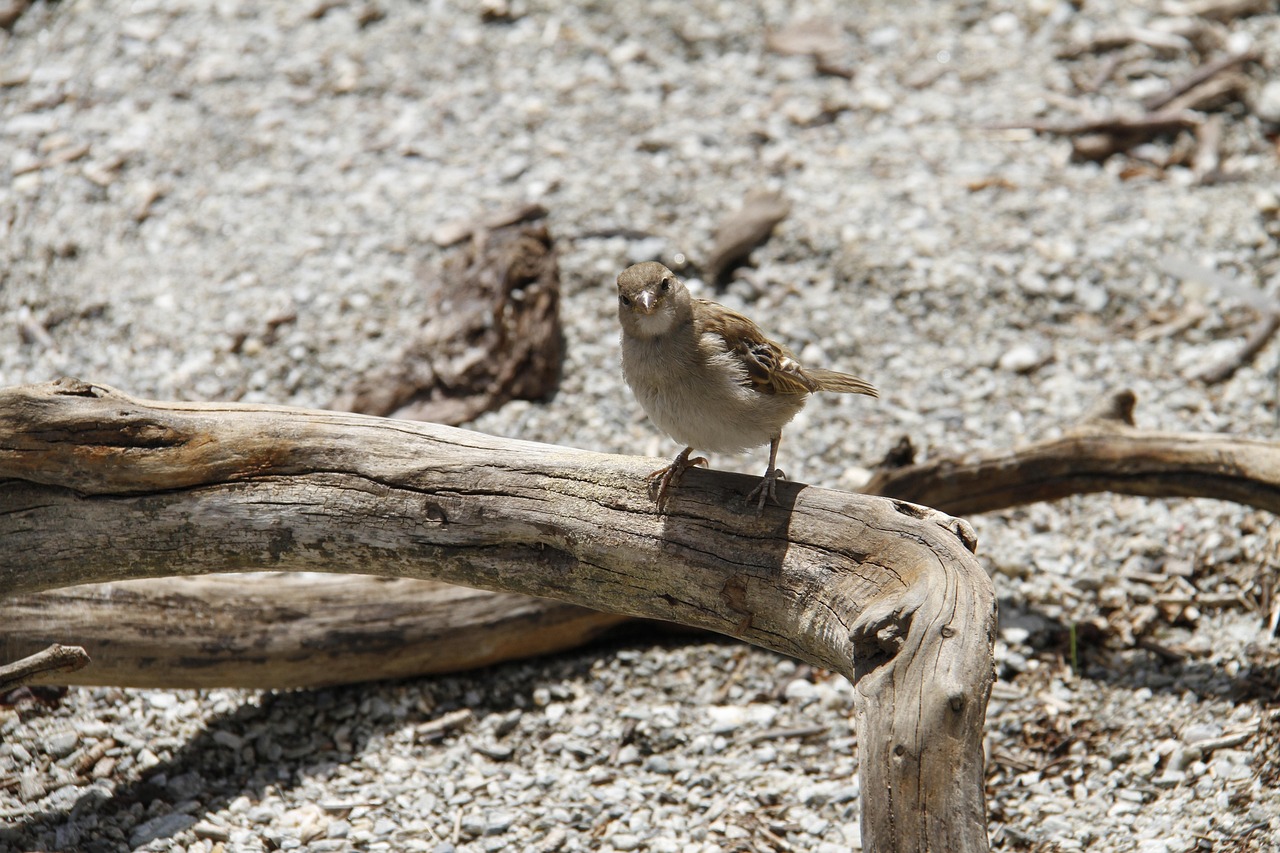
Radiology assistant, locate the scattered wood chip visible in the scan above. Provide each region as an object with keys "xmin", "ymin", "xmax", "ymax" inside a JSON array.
[
  {"xmin": 431, "ymin": 201, "xmax": 547, "ymax": 248},
  {"xmin": 73, "ymin": 738, "xmax": 115, "ymax": 776},
  {"xmin": 1195, "ymin": 311, "xmax": 1280, "ymax": 384},
  {"xmin": 766, "ymin": 17, "xmax": 845, "ymax": 58},
  {"xmin": 355, "ymin": 2, "xmax": 384, "ymax": 27},
  {"xmin": 997, "ymin": 109, "xmax": 1202, "ymax": 162},
  {"xmin": 1056, "ymin": 27, "xmax": 1193, "ymax": 59},
  {"xmin": 1134, "ymin": 303, "xmax": 1209, "ymax": 342},
  {"xmin": 744, "ymin": 724, "xmax": 829, "ymax": 744},
  {"xmin": 704, "ymin": 189, "xmax": 792, "ymax": 285},
  {"xmin": 480, "ymin": 0, "xmax": 524, "ymax": 23},
  {"xmin": 132, "ymin": 181, "xmax": 168, "ymax": 222},
  {"xmin": 415, "ymin": 708, "xmax": 473, "ymax": 740},
  {"xmin": 307, "ymin": 0, "xmax": 346, "ymax": 19},
  {"xmin": 1193, "ymin": 112, "xmax": 1224, "ymax": 182},
  {"xmin": 16, "ymin": 306, "xmax": 56, "ymax": 350},
  {"xmin": 333, "ymin": 210, "xmax": 562, "ymax": 425},
  {"xmin": 1160, "ymin": 72, "xmax": 1251, "ymax": 115},
  {"xmin": 46, "ymin": 142, "xmax": 91, "ymax": 166},
  {"xmin": 1162, "ymin": 0, "xmax": 1274, "ymax": 23},
  {"xmin": 966, "ymin": 177, "xmax": 1018, "ymax": 192},
  {"xmin": 1141, "ymin": 50, "xmax": 1258, "ymax": 111},
  {"xmin": 82, "ymin": 153, "xmax": 127, "ymax": 187}
]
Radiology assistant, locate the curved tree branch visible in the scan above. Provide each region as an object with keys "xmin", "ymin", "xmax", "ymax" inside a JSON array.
[
  {"xmin": 0, "ymin": 575, "xmax": 627, "ymax": 689},
  {"xmin": 865, "ymin": 390, "xmax": 1280, "ymax": 516},
  {"xmin": 6, "ymin": 389, "xmax": 1271, "ymax": 696},
  {"xmin": 0, "ymin": 378, "xmax": 997, "ymax": 853}
]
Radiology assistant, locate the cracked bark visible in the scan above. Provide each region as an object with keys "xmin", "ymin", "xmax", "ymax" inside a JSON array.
[{"xmin": 0, "ymin": 378, "xmax": 996, "ymax": 853}]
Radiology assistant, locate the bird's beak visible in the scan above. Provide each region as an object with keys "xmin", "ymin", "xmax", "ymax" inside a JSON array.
[{"xmin": 634, "ymin": 291, "xmax": 657, "ymax": 314}]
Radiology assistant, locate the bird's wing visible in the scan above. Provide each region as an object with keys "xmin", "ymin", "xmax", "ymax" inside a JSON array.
[{"xmin": 694, "ymin": 299, "xmax": 817, "ymax": 395}]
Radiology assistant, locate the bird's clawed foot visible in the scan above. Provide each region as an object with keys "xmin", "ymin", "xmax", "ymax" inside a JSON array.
[
  {"xmin": 747, "ymin": 467, "xmax": 787, "ymax": 515},
  {"xmin": 649, "ymin": 447, "xmax": 707, "ymax": 510}
]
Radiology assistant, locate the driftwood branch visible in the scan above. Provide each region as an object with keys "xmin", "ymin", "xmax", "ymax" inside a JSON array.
[
  {"xmin": 865, "ymin": 391, "xmax": 1280, "ymax": 517},
  {"xmin": 0, "ymin": 378, "xmax": 996, "ymax": 853},
  {"xmin": 0, "ymin": 643, "xmax": 89, "ymax": 693},
  {"xmin": 6, "ymin": 390, "xmax": 1276, "ymax": 688},
  {"xmin": 0, "ymin": 575, "xmax": 626, "ymax": 689}
]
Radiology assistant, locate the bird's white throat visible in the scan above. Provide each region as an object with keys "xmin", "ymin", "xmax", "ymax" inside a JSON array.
[{"xmin": 627, "ymin": 309, "xmax": 679, "ymax": 339}]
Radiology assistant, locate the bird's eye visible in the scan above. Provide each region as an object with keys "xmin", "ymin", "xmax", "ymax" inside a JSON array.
[
  {"xmin": 660, "ymin": 277, "xmax": 671, "ymax": 292},
  {"xmin": 620, "ymin": 294, "xmax": 631, "ymax": 306}
]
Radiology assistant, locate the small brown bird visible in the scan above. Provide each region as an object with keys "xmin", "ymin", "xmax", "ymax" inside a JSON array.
[{"xmin": 617, "ymin": 261, "xmax": 877, "ymax": 512}]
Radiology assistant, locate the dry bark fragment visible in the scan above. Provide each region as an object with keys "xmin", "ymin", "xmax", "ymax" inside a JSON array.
[
  {"xmin": 332, "ymin": 216, "xmax": 562, "ymax": 424},
  {"xmin": 704, "ymin": 190, "xmax": 792, "ymax": 285}
]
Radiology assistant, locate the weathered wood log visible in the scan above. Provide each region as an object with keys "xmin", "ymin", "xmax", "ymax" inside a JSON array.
[
  {"xmin": 0, "ymin": 378, "xmax": 997, "ymax": 853},
  {"xmin": 0, "ymin": 575, "xmax": 627, "ymax": 689},
  {"xmin": 6, "ymin": 390, "xmax": 1275, "ymax": 692},
  {"xmin": 866, "ymin": 390, "xmax": 1280, "ymax": 516}
]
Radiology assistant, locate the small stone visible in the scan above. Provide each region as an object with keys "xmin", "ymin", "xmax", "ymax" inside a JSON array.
[
  {"xmin": 45, "ymin": 731, "xmax": 79, "ymax": 758},
  {"xmin": 147, "ymin": 691, "xmax": 178, "ymax": 709},
  {"xmin": 989, "ymin": 11, "xmax": 1019, "ymax": 34},
  {"xmin": 644, "ymin": 755, "xmax": 672, "ymax": 774},
  {"xmin": 460, "ymin": 814, "xmax": 487, "ymax": 838},
  {"xmin": 1183, "ymin": 724, "xmax": 1222, "ymax": 745},
  {"xmin": 166, "ymin": 771, "xmax": 205, "ymax": 800},
  {"xmin": 211, "ymin": 730, "xmax": 244, "ymax": 750},
  {"xmin": 998, "ymin": 343, "xmax": 1048, "ymax": 374},
  {"xmin": 136, "ymin": 748, "xmax": 161, "ymax": 772},
  {"xmin": 484, "ymin": 811, "xmax": 516, "ymax": 835},
  {"xmin": 130, "ymin": 813, "xmax": 198, "ymax": 847},
  {"xmin": 1254, "ymin": 79, "xmax": 1280, "ymax": 125},
  {"xmin": 783, "ymin": 678, "xmax": 817, "ymax": 701},
  {"xmin": 610, "ymin": 833, "xmax": 643, "ymax": 851},
  {"xmin": 475, "ymin": 742, "xmax": 514, "ymax": 761}
]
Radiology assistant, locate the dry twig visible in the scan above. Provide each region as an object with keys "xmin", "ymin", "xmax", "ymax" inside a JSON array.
[{"xmin": 0, "ymin": 644, "xmax": 90, "ymax": 693}]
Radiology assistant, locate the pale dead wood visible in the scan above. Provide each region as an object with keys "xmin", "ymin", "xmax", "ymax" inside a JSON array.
[
  {"xmin": 704, "ymin": 189, "xmax": 793, "ymax": 284},
  {"xmin": 1141, "ymin": 51, "xmax": 1259, "ymax": 111},
  {"xmin": 0, "ymin": 378, "xmax": 996, "ymax": 853},
  {"xmin": 1196, "ymin": 311, "xmax": 1280, "ymax": 384},
  {"xmin": 865, "ymin": 391, "xmax": 1280, "ymax": 517},
  {"xmin": 0, "ymin": 576, "xmax": 626, "ymax": 689},
  {"xmin": 9, "ymin": 389, "xmax": 1280, "ymax": 687},
  {"xmin": 0, "ymin": 644, "xmax": 89, "ymax": 693}
]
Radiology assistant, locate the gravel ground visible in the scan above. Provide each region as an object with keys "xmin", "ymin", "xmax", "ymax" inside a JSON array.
[{"xmin": 3, "ymin": 1, "xmax": 1280, "ymax": 851}]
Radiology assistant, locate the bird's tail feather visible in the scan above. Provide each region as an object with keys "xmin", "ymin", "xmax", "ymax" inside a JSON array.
[{"xmin": 807, "ymin": 368, "xmax": 878, "ymax": 397}]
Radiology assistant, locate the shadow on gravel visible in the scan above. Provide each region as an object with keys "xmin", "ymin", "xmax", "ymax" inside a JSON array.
[
  {"xmin": 2, "ymin": 631, "xmax": 692, "ymax": 853},
  {"xmin": 997, "ymin": 597, "xmax": 1280, "ymax": 705}
]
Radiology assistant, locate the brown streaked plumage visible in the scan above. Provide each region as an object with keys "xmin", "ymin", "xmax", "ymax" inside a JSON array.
[{"xmin": 616, "ymin": 261, "xmax": 877, "ymax": 513}]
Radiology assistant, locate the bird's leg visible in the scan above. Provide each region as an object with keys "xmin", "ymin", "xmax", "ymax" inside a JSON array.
[
  {"xmin": 648, "ymin": 446, "xmax": 707, "ymax": 510},
  {"xmin": 747, "ymin": 433, "xmax": 786, "ymax": 514}
]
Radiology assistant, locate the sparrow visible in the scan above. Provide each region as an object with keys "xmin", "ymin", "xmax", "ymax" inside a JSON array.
[{"xmin": 616, "ymin": 261, "xmax": 877, "ymax": 513}]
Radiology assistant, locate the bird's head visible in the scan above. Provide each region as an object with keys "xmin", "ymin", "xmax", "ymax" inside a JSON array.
[{"xmin": 616, "ymin": 262, "xmax": 690, "ymax": 339}]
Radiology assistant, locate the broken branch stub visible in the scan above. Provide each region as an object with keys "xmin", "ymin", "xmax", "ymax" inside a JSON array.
[{"xmin": 0, "ymin": 378, "xmax": 996, "ymax": 853}]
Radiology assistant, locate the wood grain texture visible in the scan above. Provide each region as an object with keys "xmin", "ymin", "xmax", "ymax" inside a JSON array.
[
  {"xmin": 0, "ymin": 378, "xmax": 996, "ymax": 853},
  {"xmin": 865, "ymin": 391, "xmax": 1280, "ymax": 516}
]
